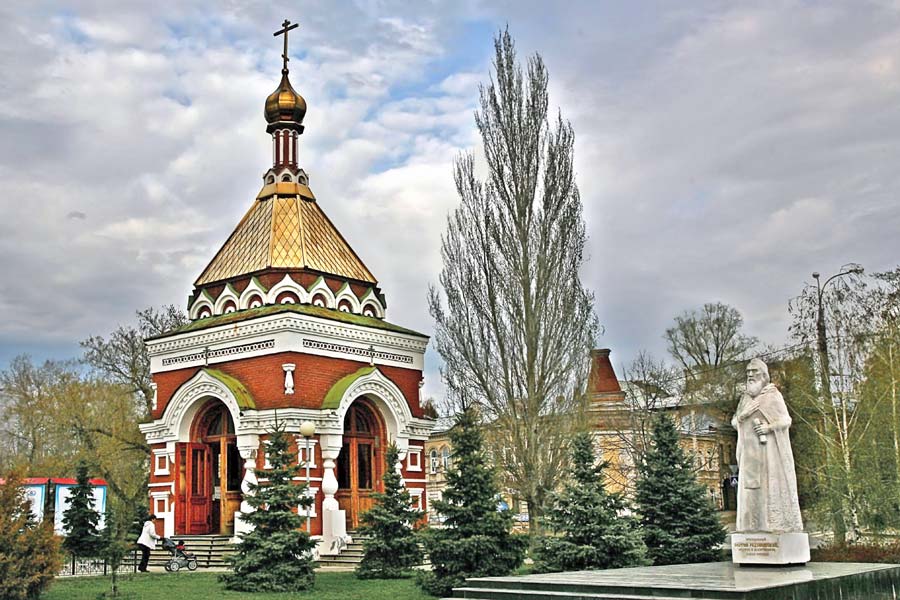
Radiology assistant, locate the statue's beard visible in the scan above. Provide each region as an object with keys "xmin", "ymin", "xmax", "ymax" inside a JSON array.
[{"xmin": 746, "ymin": 378, "xmax": 765, "ymax": 398}]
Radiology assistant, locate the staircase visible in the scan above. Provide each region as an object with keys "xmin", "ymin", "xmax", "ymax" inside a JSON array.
[
  {"xmin": 149, "ymin": 535, "xmax": 235, "ymax": 569},
  {"xmin": 314, "ymin": 535, "xmax": 367, "ymax": 568}
]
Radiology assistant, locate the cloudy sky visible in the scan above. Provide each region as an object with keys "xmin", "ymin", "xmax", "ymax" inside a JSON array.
[{"xmin": 1, "ymin": 0, "xmax": 899, "ymax": 398}]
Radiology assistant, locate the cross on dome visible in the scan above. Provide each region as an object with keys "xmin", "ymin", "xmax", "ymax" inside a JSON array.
[{"xmin": 274, "ymin": 19, "xmax": 299, "ymax": 75}]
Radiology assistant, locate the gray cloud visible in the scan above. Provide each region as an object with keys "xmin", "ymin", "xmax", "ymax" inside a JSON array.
[{"xmin": 1, "ymin": 1, "xmax": 898, "ymax": 396}]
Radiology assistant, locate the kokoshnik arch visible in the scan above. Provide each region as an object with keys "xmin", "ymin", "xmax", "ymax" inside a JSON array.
[{"xmin": 138, "ymin": 20, "xmax": 434, "ymax": 554}]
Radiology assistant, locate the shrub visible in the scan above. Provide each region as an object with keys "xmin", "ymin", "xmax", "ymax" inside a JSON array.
[{"xmin": 0, "ymin": 473, "xmax": 62, "ymax": 600}]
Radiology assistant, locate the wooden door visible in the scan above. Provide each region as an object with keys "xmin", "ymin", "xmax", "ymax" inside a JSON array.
[
  {"xmin": 186, "ymin": 442, "xmax": 212, "ymax": 534},
  {"xmin": 336, "ymin": 402, "xmax": 382, "ymax": 529}
]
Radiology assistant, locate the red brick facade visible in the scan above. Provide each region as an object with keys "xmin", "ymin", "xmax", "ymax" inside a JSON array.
[{"xmin": 152, "ymin": 351, "xmax": 424, "ymax": 420}]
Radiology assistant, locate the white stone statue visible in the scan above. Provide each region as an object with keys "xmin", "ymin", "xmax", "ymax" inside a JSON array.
[{"xmin": 731, "ymin": 358, "xmax": 808, "ymax": 565}]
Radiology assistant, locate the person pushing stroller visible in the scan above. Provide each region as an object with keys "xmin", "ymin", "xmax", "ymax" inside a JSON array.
[{"xmin": 161, "ymin": 537, "xmax": 199, "ymax": 572}]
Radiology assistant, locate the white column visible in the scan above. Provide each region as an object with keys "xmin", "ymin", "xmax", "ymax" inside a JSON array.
[
  {"xmin": 282, "ymin": 363, "xmax": 295, "ymax": 395},
  {"xmin": 233, "ymin": 434, "xmax": 260, "ymax": 539},
  {"xmin": 317, "ymin": 433, "xmax": 348, "ymax": 555}
]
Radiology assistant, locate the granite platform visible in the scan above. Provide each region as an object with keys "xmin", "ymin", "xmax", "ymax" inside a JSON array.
[{"xmin": 448, "ymin": 561, "xmax": 900, "ymax": 599}]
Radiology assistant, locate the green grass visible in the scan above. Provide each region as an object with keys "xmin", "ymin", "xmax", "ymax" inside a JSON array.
[{"xmin": 42, "ymin": 571, "xmax": 435, "ymax": 600}]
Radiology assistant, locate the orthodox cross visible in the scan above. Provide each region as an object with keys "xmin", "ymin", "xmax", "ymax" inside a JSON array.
[
  {"xmin": 367, "ymin": 345, "xmax": 376, "ymax": 366},
  {"xmin": 274, "ymin": 19, "xmax": 299, "ymax": 73}
]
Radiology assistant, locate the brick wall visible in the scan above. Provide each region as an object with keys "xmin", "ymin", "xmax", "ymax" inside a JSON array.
[{"xmin": 152, "ymin": 351, "xmax": 423, "ymax": 419}]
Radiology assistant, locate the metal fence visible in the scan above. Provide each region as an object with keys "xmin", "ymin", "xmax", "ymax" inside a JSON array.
[{"xmin": 57, "ymin": 550, "xmax": 140, "ymax": 577}]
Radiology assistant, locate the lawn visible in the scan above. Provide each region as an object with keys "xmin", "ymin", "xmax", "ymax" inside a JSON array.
[{"xmin": 42, "ymin": 571, "xmax": 435, "ymax": 600}]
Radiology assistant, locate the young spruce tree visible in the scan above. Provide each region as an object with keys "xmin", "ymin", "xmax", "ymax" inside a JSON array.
[
  {"xmin": 220, "ymin": 423, "xmax": 316, "ymax": 592},
  {"xmin": 62, "ymin": 460, "xmax": 103, "ymax": 557},
  {"xmin": 635, "ymin": 414, "xmax": 726, "ymax": 565},
  {"xmin": 356, "ymin": 443, "xmax": 423, "ymax": 579},
  {"xmin": 535, "ymin": 432, "xmax": 647, "ymax": 572},
  {"xmin": 417, "ymin": 408, "xmax": 526, "ymax": 597}
]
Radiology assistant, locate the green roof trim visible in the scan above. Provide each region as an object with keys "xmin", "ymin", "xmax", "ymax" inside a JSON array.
[
  {"xmin": 322, "ymin": 366, "xmax": 376, "ymax": 409},
  {"xmin": 250, "ymin": 276, "xmax": 268, "ymax": 293},
  {"xmin": 204, "ymin": 368, "xmax": 256, "ymax": 410},
  {"xmin": 148, "ymin": 302, "xmax": 427, "ymax": 340}
]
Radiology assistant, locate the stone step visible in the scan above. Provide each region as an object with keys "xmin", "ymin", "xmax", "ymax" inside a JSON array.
[{"xmin": 449, "ymin": 588, "xmax": 697, "ymax": 600}]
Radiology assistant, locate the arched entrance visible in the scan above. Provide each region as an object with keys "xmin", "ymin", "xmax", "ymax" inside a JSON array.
[
  {"xmin": 336, "ymin": 398, "xmax": 386, "ymax": 529},
  {"xmin": 175, "ymin": 400, "xmax": 243, "ymax": 534}
]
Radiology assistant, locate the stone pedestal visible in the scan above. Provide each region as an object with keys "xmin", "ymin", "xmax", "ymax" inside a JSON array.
[
  {"xmin": 731, "ymin": 532, "xmax": 810, "ymax": 566},
  {"xmin": 455, "ymin": 562, "xmax": 900, "ymax": 599}
]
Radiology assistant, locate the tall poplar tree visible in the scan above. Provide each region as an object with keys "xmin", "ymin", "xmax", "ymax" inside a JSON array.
[{"xmin": 428, "ymin": 28, "xmax": 598, "ymax": 531}]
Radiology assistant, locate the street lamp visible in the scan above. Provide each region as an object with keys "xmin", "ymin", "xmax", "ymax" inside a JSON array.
[
  {"xmin": 299, "ymin": 420, "xmax": 316, "ymax": 533},
  {"xmin": 811, "ymin": 265, "xmax": 863, "ymax": 543},
  {"xmin": 812, "ymin": 265, "xmax": 864, "ymax": 404}
]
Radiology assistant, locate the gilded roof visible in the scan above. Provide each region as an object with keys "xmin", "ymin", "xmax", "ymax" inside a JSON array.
[{"xmin": 195, "ymin": 184, "xmax": 376, "ymax": 286}]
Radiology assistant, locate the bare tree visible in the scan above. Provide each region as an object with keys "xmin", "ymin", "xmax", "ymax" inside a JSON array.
[
  {"xmin": 664, "ymin": 301, "xmax": 757, "ymax": 411},
  {"xmin": 605, "ymin": 352, "xmax": 680, "ymax": 494},
  {"xmin": 428, "ymin": 30, "xmax": 599, "ymax": 531},
  {"xmin": 789, "ymin": 266, "xmax": 879, "ymax": 542},
  {"xmin": 81, "ymin": 305, "xmax": 187, "ymax": 415}
]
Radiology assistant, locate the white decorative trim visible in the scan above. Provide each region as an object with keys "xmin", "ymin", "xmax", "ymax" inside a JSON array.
[
  {"xmin": 358, "ymin": 288, "xmax": 385, "ymax": 319},
  {"xmin": 214, "ymin": 284, "xmax": 240, "ymax": 315},
  {"xmin": 239, "ymin": 278, "xmax": 268, "ymax": 310},
  {"xmin": 300, "ymin": 487, "xmax": 319, "ymax": 518},
  {"xmin": 303, "ymin": 339, "xmax": 413, "ymax": 364},
  {"xmin": 189, "ymin": 296, "xmax": 215, "ymax": 320},
  {"xmin": 147, "ymin": 311, "xmax": 428, "ymax": 373},
  {"xmin": 139, "ymin": 370, "xmax": 246, "ymax": 444},
  {"xmin": 334, "ymin": 283, "xmax": 361, "ymax": 313},
  {"xmin": 161, "ymin": 339, "xmax": 275, "ymax": 367},
  {"xmin": 335, "ymin": 368, "xmax": 413, "ymax": 443},
  {"xmin": 407, "ymin": 447, "xmax": 422, "ymax": 472},
  {"xmin": 283, "ymin": 363, "xmax": 296, "ymax": 395},
  {"xmin": 307, "ymin": 277, "xmax": 336, "ymax": 309},
  {"xmin": 150, "ymin": 382, "xmax": 158, "ymax": 412},
  {"xmin": 268, "ymin": 274, "xmax": 309, "ymax": 305},
  {"xmin": 295, "ymin": 436, "xmax": 318, "ymax": 468}
]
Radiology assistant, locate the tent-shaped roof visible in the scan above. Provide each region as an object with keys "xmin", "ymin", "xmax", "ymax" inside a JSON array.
[{"xmin": 195, "ymin": 183, "xmax": 376, "ymax": 286}]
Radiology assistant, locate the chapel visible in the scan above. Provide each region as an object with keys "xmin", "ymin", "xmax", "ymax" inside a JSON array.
[{"xmin": 138, "ymin": 21, "xmax": 434, "ymax": 554}]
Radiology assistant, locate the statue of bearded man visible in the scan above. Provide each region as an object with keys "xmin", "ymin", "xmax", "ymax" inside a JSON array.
[{"xmin": 731, "ymin": 358, "xmax": 803, "ymax": 533}]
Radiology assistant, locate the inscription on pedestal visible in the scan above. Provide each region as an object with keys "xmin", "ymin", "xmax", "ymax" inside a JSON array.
[{"xmin": 731, "ymin": 532, "xmax": 810, "ymax": 565}]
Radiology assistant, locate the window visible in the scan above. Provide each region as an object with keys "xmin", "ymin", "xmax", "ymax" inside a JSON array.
[
  {"xmin": 441, "ymin": 447, "xmax": 451, "ymax": 472},
  {"xmin": 430, "ymin": 449, "xmax": 439, "ymax": 474},
  {"xmin": 281, "ymin": 174, "xmax": 292, "ymax": 182},
  {"xmin": 407, "ymin": 448, "xmax": 421, "ymax": 472}
]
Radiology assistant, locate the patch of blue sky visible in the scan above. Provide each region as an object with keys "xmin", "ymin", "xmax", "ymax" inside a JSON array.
[
  {"xmin": 53, "ymin": 10, "xmax": 92, "ymax": 47},
  {"xmin": 386, "ymin": 18, "xmax": 494, "ymax": 102}
]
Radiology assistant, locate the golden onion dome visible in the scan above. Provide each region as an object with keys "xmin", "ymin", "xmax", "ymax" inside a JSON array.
[{"xmin": 265, "ymin": 71, "xmax": 307, "ymax": 125}]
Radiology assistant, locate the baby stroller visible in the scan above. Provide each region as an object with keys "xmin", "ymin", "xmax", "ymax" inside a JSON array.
[{"xmin": 161, "ymin": 538, "xmax": 199, "ymax": 572}]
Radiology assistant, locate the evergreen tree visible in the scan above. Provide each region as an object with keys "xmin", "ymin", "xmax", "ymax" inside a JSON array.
[
  {"xmin": 535, "ymin": 432, "xmax": 647, "ymax": 572},
  {"xmin": 220, "ymin": 423, "xmax": 316, "ymax": 592},
  {"xmin": 62, "ymin": 460, "xmax": 103, "ymax": 557},
  {"xmin": 635, "ymin": 414, "xmax": 726, "ymax": 565},
  {"xmin": 0, "ymin": 473, "xmax": 61, "ymax": 600},
  {"xmin": 355, "ymin": 443, "xmax": 423, "ymax": 579},
  {"xmin": 417, "ymin": 408, "xmax": 526, "ymax": 597}
]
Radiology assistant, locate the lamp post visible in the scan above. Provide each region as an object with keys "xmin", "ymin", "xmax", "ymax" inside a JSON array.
[
  {"xmin": 811, "ymin": 265, "xmax": 863, "ymax": 543},
  {"xmin": 812, "ymin": 266, "xmax": 864, "ymax": 406},
  {"xmin": 299, "ymin": 420, "xmax": 316, "ymax": 533}
]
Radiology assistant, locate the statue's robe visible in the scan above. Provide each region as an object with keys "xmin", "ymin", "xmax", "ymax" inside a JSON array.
[{"xmin": 732, "ymin": 384, "xmax": 804, "ymax": 533}]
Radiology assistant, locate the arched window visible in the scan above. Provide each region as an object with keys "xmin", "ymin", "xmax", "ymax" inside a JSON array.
[
  {"xmin": 441, "ymin": 446, "xmax": 451, "ymax": 472},
  {"xmin": 281, "ymin": 174, "xmax": 292, "ymax": 182},
  {"xmin": 430, "ymin": 449, "xmax": 438, "ymax": 474},
  {"xmin": 266, "ymin": 175, "xmax": 275, "ymax": 184}
]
